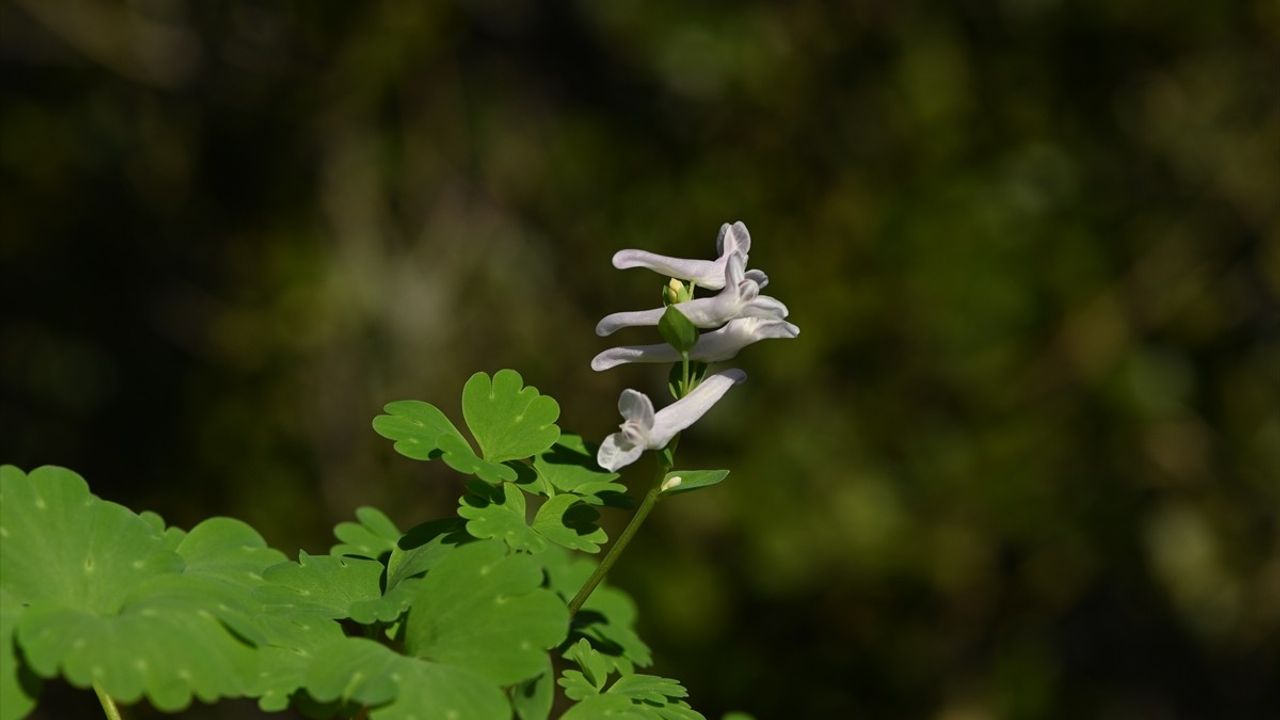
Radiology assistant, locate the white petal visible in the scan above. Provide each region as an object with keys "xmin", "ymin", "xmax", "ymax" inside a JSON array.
[
  {"xmin": 591, "ymin": 343, "xmax": 682, "ymax": 371},
  {"xmin": 725, "ymin": 252, "xmax": 746, "ymax": 287},
  {"xmin": 596, "ymin": 309, "xmax": 665, "ymax": 336},
  {"xmin": 611, "ymin": 249, "xmax": 726, "ymax": 289},
  {"xmin": 597, "ymin": 432, "xmax": 645, "ymax": 472},
  {"xmin": 744, "ymin": 269, "xmax": 769, "ymax": 289},
  {"xmin": 741, "ymin": 295, "xmax": 789, "ymax": 319},
  {"xmin": 687, "ymin": 318, "xmax": 799, "ymax": 362},
  {"xmin": 618, "ymin": 389, "xmax": 655, "ymax": 429},
  {"xmin": 596, "ymin": 296, "xmax": 738, "ymax": 335},
  {"xmin": 648, "ymin": 369, "xmax": 747, "ymax": 447},
  {"xmin": 715, "ymin": 221, "xmax": 751, "ymax": 258}
]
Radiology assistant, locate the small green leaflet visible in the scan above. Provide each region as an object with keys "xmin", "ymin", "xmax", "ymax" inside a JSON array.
[
  {"xmin": 331, "ymin": 506, "xmax": 402, "ymax": 559},
  {"xmin": 460, "ymin": 481, "xmax": 609, "ymax": 554},
  {"xmin": 404, "ymin": 540, "xmax": 569, "ymax": 686},
  {"xmin": 532, "ymin": 495, "xmax": 608, "ymax": 553},
  {"xmin": 374, "ymin": 369, "xmax": 561, "ymax": 485},
  {"xmin": 533, "ymin": 434, "xmax": 629, "ymax": 506},
  {"xmin": 558, "ymin": 640, "xmax": 703, "ymax": 720},
  {"xmin": 439, "ymin": 434, "xmax": 519, "ymax": 484},
  {"xmin": 459, "ymin": 482, "xmax": 548, "ymax": 553},
  {"xmin": 660, "ymin": 469, "xmax": 730, "ymax": 497},
  {"xmin": 371, "ymin": 401, "xmax": 467, "ymax": 461},
  {"xmin": 462, "ymin": 370, "xmax": 561, "ymax": 462}
]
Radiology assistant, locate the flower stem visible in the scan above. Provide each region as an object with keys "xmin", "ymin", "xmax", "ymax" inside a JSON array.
[
  {"xmin": 568, "ymin": 460, "xmax": 669, "ymax": 615},
  {"xmin": 680, "ymin": 352, "xmax": 690, "ymax": 396},
  {"xmin": 94, "ymin": 684, "xmax": 122, "ymax": 720}
]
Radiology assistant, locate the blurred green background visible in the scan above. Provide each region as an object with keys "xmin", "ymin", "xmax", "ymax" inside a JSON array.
[{"xmin": 3, "ymin": 1, "xmax": 1279, "ymax": 718}]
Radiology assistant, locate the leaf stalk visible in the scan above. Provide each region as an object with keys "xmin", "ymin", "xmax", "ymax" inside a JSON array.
[
  {"xmin": 94, "ymin": 683, "xmax": 122, "ymax": 720},
  {"xmin": 567, "ymin": 452, "xmax": 672, "ymax": 615}
]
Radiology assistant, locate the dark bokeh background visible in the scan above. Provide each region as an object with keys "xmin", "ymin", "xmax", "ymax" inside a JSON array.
[{"xmin": 3, "ymin": 1, "xmax": 1279, "ymax": 718}]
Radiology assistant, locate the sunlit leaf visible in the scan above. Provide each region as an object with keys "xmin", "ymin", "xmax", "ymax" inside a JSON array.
[
  {"xmin": 372, "ymin": 401, "xmax": 467, "ymax": 462},
  {"xmin": 462, "ymin": 370, "xmax": 561, "ymax": 462}
]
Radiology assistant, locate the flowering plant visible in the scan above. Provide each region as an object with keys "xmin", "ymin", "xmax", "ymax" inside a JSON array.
[{"xmin": 0, "ymin": 222, "xmax": 794, "ymax": 720}]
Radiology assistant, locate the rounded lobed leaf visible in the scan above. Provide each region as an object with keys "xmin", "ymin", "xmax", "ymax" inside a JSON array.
[
  {"xmin": 304, "ymin": 637, "xmax": 509, "ymax": 720},
  {"xmin": 458, "ymin": 483, "xmax": 547, "ymax": 553},
  {"xmin": 255, "ymin": 552, "xmax": 385, "ymax": 620},
  {"xmin": 404, "ymin": 540, "xmax": 569, "ymax": 686},
  {"xmin": 462, "ymin": 370, "xmax": 561, "ymax": 463},
  {"xmin": 331, "ymin": 506, "xmax": 402, "ymax": 559},
  {"xmin": 532, "ymin": 495, "xmax": 608, "ymax": 554},
  {"xmin": 372, "ymin": 401, "xmax": 468, "ymax": 462},
  {"xmin": 0, "ymin": 466, "xmax": 182, "ymax": 613}
]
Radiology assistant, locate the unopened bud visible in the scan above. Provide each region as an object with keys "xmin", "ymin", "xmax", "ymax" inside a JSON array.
[
  {"xmin": 662, "ymin": 278, "xmax": 686, "ymax": 306},
  {"xmin": 660, "ymin": 475, "xmax": 683, "ymax": 493}
]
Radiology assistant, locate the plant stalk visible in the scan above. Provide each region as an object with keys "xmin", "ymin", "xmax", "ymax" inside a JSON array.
[
  {"xmin": 94, "ymin": 684, "xmax": 122, "ymax": 720},
  {"xmin": 568, "ymin": 461, "xmax": 669, "ymax": 615}
]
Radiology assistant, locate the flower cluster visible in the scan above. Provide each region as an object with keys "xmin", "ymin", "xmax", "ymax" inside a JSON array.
[{"xmin": 594, "ymin": 221, "xmax": 799, "ymax": 471}]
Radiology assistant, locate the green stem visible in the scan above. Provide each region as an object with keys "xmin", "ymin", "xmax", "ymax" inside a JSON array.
[
  {"xmin": 680, "ymin": 352, "xmax": 690, "ymax": 396},
  {"xmin": 94, "ymin": 684, "xmax": 122, "ymax": 720},
  {"xmin": 568, "ymin": 461, "xmax": 669, "ymax": 615}
]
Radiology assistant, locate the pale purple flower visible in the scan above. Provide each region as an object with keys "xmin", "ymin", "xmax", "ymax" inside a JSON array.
[
  {"xmin": 611, "ymin": 221, "xmax": 750, "ymax": 291},
  {"xmin": 591, "ymin": 317, "xmax": 799, "ymax": 371},
  {"xmin": 597, "ymin": 369, "xmax": 747, "ymax": 471},
  {"xmin": 595, "ymin": 253, "xmax": 789, "ymax": 336}
]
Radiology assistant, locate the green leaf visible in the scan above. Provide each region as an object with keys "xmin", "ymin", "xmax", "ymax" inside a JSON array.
[
  {"xmin": 404, "ymin": 540, "xmax": 569, "ymax": 685},
  {"xmin": 17, "ymin": 604, "xmax": 258, "ymax": 711},
  {"xmin": 561, "ymin": 694, "xmax": 642, "ymax": 719},
  {"xmin": 558, "ymin": 670, "xmax": 601, "ymax": 701},
  {"xmin": 439, "ymin": 434, "xmax": 519, "ymax": 484},
  {"xmin": 658, "ymin": 306, "xmax": 698, "ymax": 353},
  {"xmin": 0, "ymin": 588, "xmax": 39, "ymax": 720},
  {"xmin": 533, "ymin": 435, "xmax": 628, "ymax": 506},
  {"xmin": 386, "ymin": 518, "xmax": 469, "ymax": 591},
  {"xmin": 461, "ymin": 370, "xmax": 561, "ymax": 462},
  {"xmin": 559, "ymin": 645, "xmax": 705, "ymax": 720},
  {"xmin": 564, "ymin": 639, "xmax": 609, "ymax": 690},
  {"xmin": 659, "ymin": 470, "xmax": 730, "ymax": 497},
  {"xmin": 539, "ymin": 550, "xmax": 652, "ymax": 671},
  {"xmin": 0, "ymin": 467, "xmax": 255, "ymax": 711},
  {"xmin": 512, "ymin": 658, "xmax": 555, "ymax": 720},
  {"xmin": 532, "ymin": 495, "xmax": 608, "ymax": 554},
  {"xmin": 0, "ymin": 466, "xmax": 183, "ymax": 613},
  {"xmin": 331, "ymin": 506, "xmax": 401, "ymax": 559},
  {"xmin": 608, "ymin": 674, "xmax": 688, "ymax": 703},
  {"xmin": 458, "ymin": 482, "xmax": 547, "ymax": 553},
  {"xmin": 304, "ymin": 637, "xmax": 508, "ymax": 720},
  {"xmin": 372, "ymin": 400, "xmax": 467, "ymax": 461},
  {"xmin": 255, "ymin": 552, "xmax": 384, "ymax": 619},
  {"xmin": 176, "ymin": 517, "xmax": 288, "ymax": 587}
]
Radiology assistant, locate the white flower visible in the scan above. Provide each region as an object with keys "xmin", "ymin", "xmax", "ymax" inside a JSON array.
[
  {"xmin": 611, "ymin": 221, "xmax": 750, "ymax": 291},
  {"xmin": 591, "ymin": 317, "xmax": 799, "ymax": 371},
  {"xmin": 597, "ymin": 369, "xmax": 747, "ymax": 471},
  {"xmin": 595, "ymin": 253, "xmax": 789, "ymax": 336}
]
